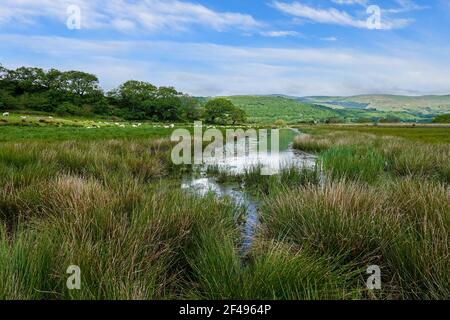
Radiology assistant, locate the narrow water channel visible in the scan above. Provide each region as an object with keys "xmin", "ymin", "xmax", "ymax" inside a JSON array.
[{"xmin": 181, "ymin": 129, "xmax": 317, "ymax": 255}]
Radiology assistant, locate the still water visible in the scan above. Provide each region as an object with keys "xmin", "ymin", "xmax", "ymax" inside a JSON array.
[{"xmin": 181, "ymin": 129, "xmax": 317, "ymax": 254}]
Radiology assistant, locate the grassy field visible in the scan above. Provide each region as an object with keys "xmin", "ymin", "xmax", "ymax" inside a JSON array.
[
  {"xmin": 296, "ymin": 124, "xmax": 450, "ymax": 143},
  {"xmin": 0, "ymin": 126, "xmax": 174, "ymax": 142},
  {"xmin": 0, "ymin": 121, "xmax": 448, "ymax": 300}
]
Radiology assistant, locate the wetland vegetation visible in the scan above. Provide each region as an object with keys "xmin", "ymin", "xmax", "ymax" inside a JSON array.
[{"xmin": 0, "ymin": 120, "xmax": 448, "ymax": 300}]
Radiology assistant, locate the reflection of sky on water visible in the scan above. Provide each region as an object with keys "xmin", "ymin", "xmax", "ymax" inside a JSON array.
[
  {"xmin": 181, "ymin": 129, "xmax": 317, "ymax": 255},
  {"xmin": 200, "ymin": 128, "xmax": 316, "ymax": 175}
]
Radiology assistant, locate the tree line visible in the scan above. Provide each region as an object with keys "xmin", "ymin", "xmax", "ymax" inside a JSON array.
[{"xmin": 0, "ymin": 64, "xmax": 246, "ymax": 124}]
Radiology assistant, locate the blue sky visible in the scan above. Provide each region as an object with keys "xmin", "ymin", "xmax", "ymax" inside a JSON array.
[{"xmin": 1, "ymin": 0, "xmax": 449, "ymax": 96}]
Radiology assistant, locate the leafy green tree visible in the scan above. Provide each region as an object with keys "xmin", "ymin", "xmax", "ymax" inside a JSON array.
[
  {"xmin": 204, "ymin": 98, "xmax": 246, "ymax": 124},
  {"xmin": 180, "ymin": 95, "xmax": 203, "ymax": 121},
  {"xmin": 0, "ymin": 64, "xmax": 201, "ymax": 121},
  {"xmin": 0, "ymin": 64, "xmax": 7, "ymax": 79},
  {"xmin": 60, "ymin": 71, "xmax": 102, "ymax": 99},
  {"xmin": 231, "ymin": 107, "xmax": 247, "ymax": 124},
  {"xmin": 12, "ymin": 67, "xmax": 47, "ymax": 93},
  {"xmin": 153, "ymin": 86, "xmax": 182, "ymax": 121},
  {"xmin": 108, "ymin": 80, "xmax": 157, "ymax": 119},
  {"xmin": 205, "ymin": 98, "xmax": 233, "ymax": 123}
]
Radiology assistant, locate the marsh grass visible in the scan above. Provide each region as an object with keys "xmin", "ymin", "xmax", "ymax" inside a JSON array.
[
  {"xmin": 0, "ymin": 178, "xmax": 237, "ymax": 299},
  {"xmin": 293, "ymin": 134, "xmax": 331, "ymax": 152},
  {"xmin": 320, "ymin": 146, "xmax": 386, "ymax": 183},
  {"xmin": 260, "ymin": 178, "xmax": 449, "ymax": 299},
  {"xmin": 293, "ymin": 129, "xmax": 450, "ymax": 184},
  {"xmin": 205, "ymin": 164, "xmax": 321, "ymax": 196},
  {"xmin": 189, "ymin": 234, "xmax": 361, "ymax": 299},
  {"xmin": 0, "ymin": 138, "xmax": 237, "ymax": 299},
  {"xmin": 1, "ymin": 125, "xmax": 448, "ymax": 300}
]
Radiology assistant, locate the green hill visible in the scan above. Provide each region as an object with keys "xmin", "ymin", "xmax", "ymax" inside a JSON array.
[
  {"xmin": 221, "ymin": 95, "xmax": 427, "ymax": 124},
  {"xmin": 301, "ymin": 94, "xmax": 450, "ymax": 114},
  {"xmin": 223, "ymin": 96, "xmax": 340, "ymax": 123}
]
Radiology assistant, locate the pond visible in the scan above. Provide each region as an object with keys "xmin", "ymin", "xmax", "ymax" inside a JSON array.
[{"xmin": 181, "ymin": 128, "xmax": 318, "ymax": 255}]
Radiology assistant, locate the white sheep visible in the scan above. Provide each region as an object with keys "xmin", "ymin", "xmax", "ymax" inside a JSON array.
[
  {"xmin": 170, "ymin": 124, "xmax": 175, "ymax": 128},
  {"xmin": 21, "ymin": 116, "xmax": 27, "ymax": 119},
  {"xmin": 2, "ymin": 112, "xmax": 9, "ymax": 117}
]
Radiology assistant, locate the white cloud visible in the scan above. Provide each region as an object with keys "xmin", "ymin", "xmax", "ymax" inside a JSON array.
[
  {"xmin": 2, "ymin": 34, "xmax": 450, "ymax": 96},
  {"xmin": 272, "ymin": 1, "xmax": 412, "ymax": 30},
  {"xmin": 332, "ymin": 0, "xmax": 427, "ymax": 13},
  {"xmin": 388, "ymin": 0, "xmax": 429, "ymax": 13},
  {"xmin": 320, "ymin": 36, "xmax": 338, "ymax": 41},
  {"xmin": 260, "ymin": 30, "xmax": 300, "ymax": 37},
  {"xmin": 331, "ymin": 0, "xmax": 367, "ymax": 5},
  {"xmin": 0, "ymin": 0, "xmax": 262, "ymax": 33}
]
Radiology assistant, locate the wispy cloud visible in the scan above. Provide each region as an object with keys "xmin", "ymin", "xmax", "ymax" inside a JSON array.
[
  {"xmin": 2, "ymin": 34, "xmax": 449, "ymax": 96},
  {"xmin": 332, "ymin": 0, "xmax": 427, "ymax": 13},
  {"xmin": 272, "ymin": 1, "xmax": 412, "ymax": 30},
  {"xmin": 388, "ymin": 0, "xmax": 429, "ymax": 13},
  {"xmin": 260, "ymin": 30, "xmax": 300, "ymax": 37},
  {"xmin": 0, "ymin": 0, "xmax": 262, "ymax": 33},
  {"xmin": 331, "ymin": 0, "xmax": 367, "ymax": 5},
  {"xmin": 320, "ymin": 36, "xmax": 338, "ymax": 41}
]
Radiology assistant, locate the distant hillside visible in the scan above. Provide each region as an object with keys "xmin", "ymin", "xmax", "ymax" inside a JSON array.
[
  {"xmin": 223, "ymin": 96, "xmax": 339, "ymax": 123},
  {"xmin": 300, "ymin": 94, "xmax": 450, "ymax": 115},
  {"xmin": 221, "ymin": 95, "xmax": 427, "ymax": 124}
]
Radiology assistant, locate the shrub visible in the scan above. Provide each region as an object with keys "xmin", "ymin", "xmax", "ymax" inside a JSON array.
[{"xmin": 274, "ymin": 119, "xmax": 287, "ymax": 127}]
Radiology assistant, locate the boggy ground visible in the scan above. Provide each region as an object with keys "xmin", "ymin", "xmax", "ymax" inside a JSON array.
[{"xmin": 0, "ymin": 125, "xmax": 448, "ymax": 299}]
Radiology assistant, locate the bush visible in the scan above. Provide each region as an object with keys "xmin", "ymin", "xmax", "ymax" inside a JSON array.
[{"xmin": 274, "ymin": 119, "xmax": 287, "ymax": 127}]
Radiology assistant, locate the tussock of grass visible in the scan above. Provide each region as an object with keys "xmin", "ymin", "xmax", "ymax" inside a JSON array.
[
  {"xmin": 189, "ymin": 230, "xmax": 360, "ymax": 299},
  {"xmin": 0, "ymin": 138, "xmax": 236, "ymax": 299},
  {"xmin": 0, "ymin": 180, "xmax": 237, "ymax": 299},
  {"xmin": 260, "ymin": 178, "xmax": 449, "ymax": 299}
]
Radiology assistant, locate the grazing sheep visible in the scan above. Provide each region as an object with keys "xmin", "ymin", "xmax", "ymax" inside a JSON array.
[
  {"xmin": 132, "ymin": 124, "xmax": 138, "ymax": 128},
  {"xmin": 170, "ymin": 124, "xmax": 175, "ymax": 128},
  {"xmin": 21, "ymin": 116, "xmax": 27, "ymax": 119},
  {"xmin": 2, "ymin": 112, "xmax": 9, "ymax": 117}
]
